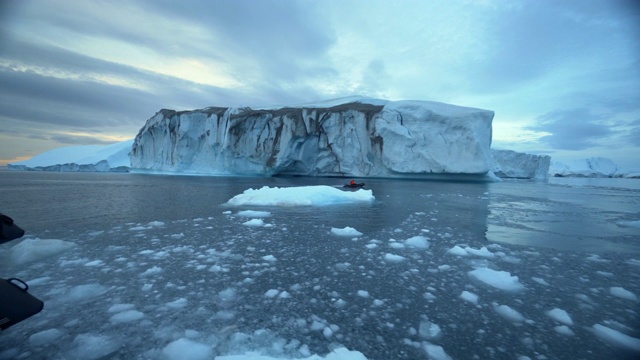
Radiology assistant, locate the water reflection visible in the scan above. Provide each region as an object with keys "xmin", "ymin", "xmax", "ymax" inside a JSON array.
[{"xmin": 486, "ymin": 180, "xmax": 640, "ymax": 253}]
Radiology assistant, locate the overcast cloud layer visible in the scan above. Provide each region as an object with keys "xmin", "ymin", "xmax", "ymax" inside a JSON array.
[{"xmin": 1, "ymin": 0, "xmax": 638, "ymax": 168}]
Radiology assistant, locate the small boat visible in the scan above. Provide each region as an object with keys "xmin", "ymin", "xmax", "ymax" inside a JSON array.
[{"xmin": 343, "ymin": 183, "xmax": 365, "ymax": 189}]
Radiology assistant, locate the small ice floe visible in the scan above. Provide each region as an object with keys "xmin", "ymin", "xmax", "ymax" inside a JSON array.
[
  {"xmin": 331, "ymin": 226, "xmax": 363, "ymax": 237},
  {"xmin": 62, "ymin": 284, "xmax": 108, "ymax": 303},
  {"xmin": 610, "ymin": 287, "xmax": 639, "ymax": 301},
  {"xmin": 494, "ymin": 304, "xmax": 526, "ymax": 323},
  {"xmin": 162, "ymin": 338, "xmax": 213, "ymax": 360},
  {"xmin": 357, "ymin": 290, "xmax": 370, "ymax": 298},
  {"xmin": 626, "ymin": 259, "xmax": 640, "ymax": 266},
  {"xmin": 243, "ymin": 219, "xmax": 266, "ymax": 227},
  {"xmin": 148, "ymin": 221, "xmax": 165, "ymax": 227},
  {"xmin": 459, "ymin": 290, "xmax": 479, "ymax": 305},
  {"xmin": 592, "ymin": 324, "xmax": 640, "ymax": 352},
  {"xmin": 554, "ymin": 325, "xmax": 575, "ymax": 336},
  {"xmin": 546, "ymin": 308, "xmax": 573, "ymax": 326},
  {"xmin": 422, "ymin": 342, "xmax": 452, "ymax": 360},
  {"xmin": 225, "ymin": 185, "xmax": 374, "ymax": 206},
  {"xmin": 532, "ymin": 277, "xmax": 550, "ymax": 286},
  {"xmin": 447, "ymin": 245, "xmax": 495, "ymax": 259},
  {"xmin": 468, "ymin": 268, "xmax": 525, "ymax": 291},
  {"xmin": 107, "ymin": 304, "xmax": 135, "ymax": 313},
  {"xmin": 166, "ymin": 298, "xmax": 188, "ymax": 309},
  {"xmin": 67, "ymin": 334, "xmax": 122, "ymax": 360},
  {"xmin": 109, "ymin": 310, "xmax": 144, "ymax": 324},
  {"xmin": 262, "ymin": 255, "xmax": 277, "ymax": 262},
  {"xmin": 384, "ymin": 253, "xmax": 406, "ymax": 263},
  {"xmin": 140, "ymin": 266, "xmax": 163, "ymax": 277},
  {"xmin": 10, "ymin": 238, "xmax": 76, "ymax": 265},
  {"xmin": 29, "ymin": 329, "xmax": 64, "ymax": 346},
  {"xmin": 617, "ymin": 220, "xmax": 640, "ymax": 228},
  {"xmin": 404, "ymin": 235, "xmax": 430, "ymax": 249},
  {"xmin": 236, "ymin": 210, "xmax": 271, "ymax": 217}
]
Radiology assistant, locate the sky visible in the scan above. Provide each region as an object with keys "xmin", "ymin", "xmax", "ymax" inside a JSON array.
[{"xmin": 0, "ymin": 0, "xmax": 638, "ymax": 169}]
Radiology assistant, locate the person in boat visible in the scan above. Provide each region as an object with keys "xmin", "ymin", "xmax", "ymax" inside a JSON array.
[{"xmin": 350, "ymin": 179, "xmax": 356, "ymax": 186}]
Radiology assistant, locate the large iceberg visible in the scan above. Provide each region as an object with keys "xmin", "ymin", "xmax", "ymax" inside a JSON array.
[{"xmin": 129, "ymin": 97, "xmax": 495, "ymax": 179}]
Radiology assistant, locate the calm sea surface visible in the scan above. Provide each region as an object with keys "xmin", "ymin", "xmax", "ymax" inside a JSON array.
[{"xmin": 0, "ymin": 170, "xmax": 639, "ymax": 359}]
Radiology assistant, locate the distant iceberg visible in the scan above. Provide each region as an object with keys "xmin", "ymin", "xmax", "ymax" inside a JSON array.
[
  {"xmin": 8, "ymin": 140, "xmax": 133, "ymax": 172},
  {"xmin": 549, "ymin": 157, "xmax": 639, "ymax": 178}
]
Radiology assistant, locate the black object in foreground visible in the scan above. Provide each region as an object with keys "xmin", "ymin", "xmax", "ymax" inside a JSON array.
[
  {"xmin": 0, "ymin": 278, "xmax": 44, "ymax": 331},
  {"xmin": 343, "ymin": 183, "xmax": 365, "ymax": 189},
  {"xmin": 0, "ymin": 213, "xmax": 44, "ymax": 331},
  {"xmin": 0, "ymin": 213, "xmax": 25, "ymax": 245}
]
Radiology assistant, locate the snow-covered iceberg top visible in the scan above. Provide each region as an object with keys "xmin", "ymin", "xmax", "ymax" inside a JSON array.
[
  {"xmin": 225, "ymin": 185, "xmax": 374, "ymax": 206},
  {"xmin": 8, "ymin": 140, "xmax": 133, "ymax": 172}
]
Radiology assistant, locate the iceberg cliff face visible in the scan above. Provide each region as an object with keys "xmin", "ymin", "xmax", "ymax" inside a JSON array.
[
  {"xmin": 130, "ymin": 98, "xmax": 495, "ymax": 178},
  {"xmin": 491, "ymin": 149, "xmax": 551, "ymax": 180}
]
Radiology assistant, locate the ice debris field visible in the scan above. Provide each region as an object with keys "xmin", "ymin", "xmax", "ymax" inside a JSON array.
[{"xmin": 1, "ymin": 185, "xmax": 639, "ymax": 359}]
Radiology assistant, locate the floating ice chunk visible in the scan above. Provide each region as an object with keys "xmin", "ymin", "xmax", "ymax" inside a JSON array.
[
  {"xmin": 148, "ymin": 221, "xmax": 165, "ymax": 227},
  {"xmin": 389, "ymin": 242, "xmax": 405, "ymax": 249},
  {"xmin": 68, "ymin": 334, "xmax": 122, "ymax": 360},
  {"xmin": 10, "ymin": 238, "xmax": 76, "ymax": 265},
  {"xmin": 223, "ymin": 210, "xmax": 232, "ymax": 214},
  {"xmin": 107, "ymin": 304, "xmax": 135, "ymax": 313},
  {"xmin": 162, "ymin": 338, "xmax": 213, "ymax": 360},
  {"xmin": 592, "ymin": 324, "xmax": 640, "ymax": 352},
  {"xmin": 129, "ymin": 225, "xmax": 150, "ymax": 231},
  {"xmin": 610, "ymin": 287, "xmax": 638, "ymax": 301},
  {"xmin": 464, "ymin": 246, "xmax": 495, "ymax": 259},
  {"xmin": 468, "ymin": 268, "xmax": 525, "ymax": 291},
  {"xmin": 546, "ymin": 308, "xmax": 573, "ymax": 326},
  {"xmin": 419, "ymin": 319, "xmax": 442, "ymax": 339},
  {"xmin": 84, "ymin": 260, "xmax": 104, "ymax": 267},
  {"xmin": 494, "ymin": 304, "xmax": 526, "ymax": 323},
  {"xmin": 262, "ymin": 255, "xmax": 277, "ymax": 262},
  {"xmin": 459, "ymin": 291, "xmax": 479, "ymax": 304},
  {"xmin": 586, "ymin": 254, "xmax": 609, "ymax": 262},
  {"xmin": 243, "ymin": 219, "xmax": 265, "ymax": 227},
  {"xmin": 278, "ymin": 291, "xmax": 291, "ymax": 299},
  {"xmin": 237, "ymin": 210, "xmax": 271, "ymax": 217},
  {"xmin": 331, "ymin": 226, "xmax": 363, "ymax": 237},
  {"xmin": 30, "ymin": 328, "xmax": 64, "ymax": 346},
  {"xmin": 384, "ymin": 253, "xmax": 406, "ymax": 263},
  {"xmin": 215, "ymin": 347, "xmax": 368, "ymax": 359},
  {"xmin": 446, "ymin": 245, "xmax": 493, "ymax": 258},
  {"xmin": 226, "ymin": 185, "xmax": 374, "ymax": 206},
  {"xmin": 63, "ymin": 284, "xmax": 108, "ymax": 303},
  {"xmin": 357, "ymin": 290, "xmax": 370, "ymax": 298},
  {"xmin": 626, "ymin": 259, "xmax": 640, "ymax": 266},
  {"xmin": 141, "ymin": 266, "xmax": 163, "ymax": 277},
  {"xmin": 421, "ymin": 342, "xmax": 452, "ymax": 360},
  {"xmin": 323, "ymin": 326, "xmax": 333, "ymax": 338},
  {"xmin": 554, "ymin": 325, "xmax": 575, "ymax": 336},
  {"xmin": 166, "ymin": 298, "xmax": 188, "ymax": 309},
  {"xmin": 219, "ymin": 288, "xmax": 237, "ymax": 302},
  {"xmin": 447, "ymin": 246, "xmax": 467, "ymax": 256},
  {"xmin": 532, "ymin": 277, "xmax": 549, "ymax": 286},
  {"xmin": 365, "ymin": 243, "xmax": 378, "ymax": 249},
  {"xmin": 110, "ymin": 310, "xmax": 144, "ymax": 324},
  {"xmin": 265, "ymin": 289, "xmax": 280, "ymax": 298},
  {"xmin": 404, "ymin": 236, "xmax": 430, "ymax": 249},
  {"xmin": 617, "ymin": 220, "xmax": 640, "ymax": 228}
]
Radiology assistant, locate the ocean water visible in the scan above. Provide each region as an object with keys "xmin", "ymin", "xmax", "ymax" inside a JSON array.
[{"xmin": 0, "ymin": 171, "xmax": 639, "ymax": 359}]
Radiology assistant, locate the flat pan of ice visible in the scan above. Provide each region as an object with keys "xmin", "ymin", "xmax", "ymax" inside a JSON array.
[{"xmin": 225, "ymin": 186, "xmax": 374, "ymax": 206}]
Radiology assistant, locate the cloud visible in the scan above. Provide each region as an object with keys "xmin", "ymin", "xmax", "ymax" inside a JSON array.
[{"xmin": 528, "ymin": 108, "xmax": 613, "ymax": 150}]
